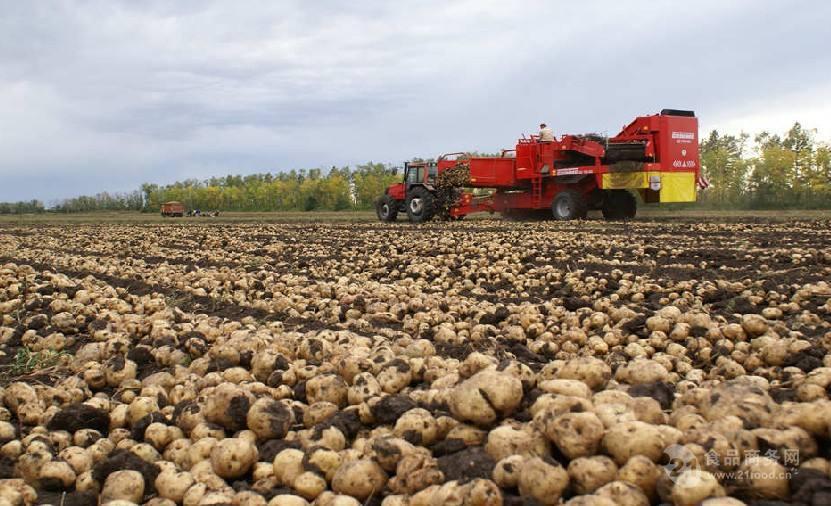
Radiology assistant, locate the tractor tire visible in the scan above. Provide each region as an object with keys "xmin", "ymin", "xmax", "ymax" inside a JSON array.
[
  {"xmin": 601, "ymin": 190, "xmax": 637, "ymax": 221},
  {"xmin": 376, "ymin": 195, "xmax": 399, "ymax": 222},
  {"xmin": 551, "ymin": 190, "xmax": 588, "ymax": 220},
  {"xmin": 406, "ymin": 186, "xmax": 436, "ymax": 223}
]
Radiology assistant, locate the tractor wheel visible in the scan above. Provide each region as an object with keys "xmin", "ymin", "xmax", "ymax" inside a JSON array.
[
  {"xmin": 406, "ymin": 187, "xmax": 436, "ymax": 223},
  {"xmin": 375, "ymin": 195, "xmax": 399, "ymax": 222},
  {"xmin": 551, "ymin": 190, "xmax": 588, "ymax": 220},
  {"xmin": 601, "ymin": 190, "xmax": 637, "ymax": 221}
]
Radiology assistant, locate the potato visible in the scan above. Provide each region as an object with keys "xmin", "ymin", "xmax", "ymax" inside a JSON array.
[
  {"xmin": 273, "ymin": 448, "xmax": 306, "ymax": 486},
  {"xmin": 247, "ymin": 398, "xmax": 293, "ymax": 440},
  {"xmin": 556, "ymin": 357, "xmax": 612, "ymax": 391},
  {"xmin": 602, "ymin": 421, "xmax": 665, "ymax": 465},
  {"xmin": 542, "ymin": 412, "xmax": 604, "ymax": 459},
  {"xmin": 204, "ymin": 382, "xmax": 255, "ymax": 432},
  {"xmin": 699, "ymin": 499, "xmax": 747, "ymax": 506},
  {"xmin": 387, "ymin": 453, "xmax": 443, "ymax": 495},
  {"xmin": 492, "ymin": 455, "xmax": 525, "ymax": 489},
  {"xmin": 394, "ymin": 408, "xmax": 438, "ymax": 445},
  {"xmin": 210, "ymin": 437, "xmax": 258, "ymax": 479},
  {"xmin": 306, "ymin": 374, "xmax": 348, "ymax": 407},
  {"xmin": 538, "ymin": 379, "xmax": 592, "ymax": 399},
  {"xmin": 562, "ymin": 495, "xmax": 617, "ymax": 506},
  {"xmin": 670, "ymin": 470, "xmax": 725, "ymax": 506},
  {"xmin": 155, "ymin": 470, "xmax": 195, "ymax": 503},
  {"xmin": 736, "ymin": 456, "xmax": 789, "ymax": 499},
  {"xmin": 58, "ymin": 446, "xmax": 92, "ymax": 475},
  {"xmin": 293, "ymin": 471, "xmax": 327, "ymax": 500},
  {"xmin": 331, "ymin": 459, "xmax": 387, "ymax": 500},
  {"xmin": 100, "ymin": 470, "xmax": 145, "ymax": 504},
  {"xmin": 449, "ymin": 370, "xmax": 523, "ymax": 426},
  {"xmin": 616, "ymin": 455, "xmax": 662, "ymax": 501},
  {"xmin": 616, "ymin": 359, "xmax": 669, "ymax": 385},
  {"xmin": 594, "ymin": 480, "xmax": 650, "ymax": 506},
  {"xmin": 37, "ymin": 460, "xmax": 77, "ymax": 490},
  {"xmin": 485, "ymin": 425, "xmax": 548, "ymax": 461},
  {"xmin": 267, "ymin": 496, "xmax": 309, "ymax": 506},
  {"xmin": 517, "ymin": 457, "xmax": 569, "ymax": 505},
  {"xmin": 568, "ymin": 456, "xmax": 618, "ymax": 495},
  {"xmin": 305, "ymin": 446, "xmax": 342, "ymax": 481}
]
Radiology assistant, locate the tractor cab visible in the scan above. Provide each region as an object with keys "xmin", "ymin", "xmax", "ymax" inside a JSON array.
[
  {"xmin": 404, "ymin": 161, "xmax": 438, "ymax": 188},
  {"xmin": 377, "ymin": 161, "xmax": 441, "ymax": 222}
]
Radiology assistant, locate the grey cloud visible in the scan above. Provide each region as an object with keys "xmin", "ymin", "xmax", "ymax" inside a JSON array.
[{"xmin": 1, "ymin": 0, "xmax": 829, "ymax": 201}]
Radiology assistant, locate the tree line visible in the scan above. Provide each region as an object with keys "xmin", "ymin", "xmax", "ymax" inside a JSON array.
[
  {"xmin": 699, "ymin": 122, "xmax": 830, "ymax": 208},
  {"xmin": 0, "ymin": 122, "xmax": 829, "ymax": 214},
  {"xmin": 140, "ymin": 163, "xmax": 398, "ymax": 212}
]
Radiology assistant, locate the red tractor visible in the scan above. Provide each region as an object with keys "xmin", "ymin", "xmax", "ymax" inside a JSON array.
[{"xmin": 376, "ymin": 109, "xmax": 701, "ymax": 222}]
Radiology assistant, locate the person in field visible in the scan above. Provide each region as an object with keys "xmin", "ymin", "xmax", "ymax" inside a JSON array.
[{"xmin": 539, "ymin": 123, "xmax": 555, "ymax": 141}]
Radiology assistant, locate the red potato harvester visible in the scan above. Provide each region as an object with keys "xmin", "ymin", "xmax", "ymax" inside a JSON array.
[{"xmin": 376, "ymin": 109, "xmax": 702, "ymax": 222}]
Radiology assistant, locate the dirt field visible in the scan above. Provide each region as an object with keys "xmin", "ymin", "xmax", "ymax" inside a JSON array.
[
  {"xmin": 1, "ymin": 208, "xmax": 830, "ymax": 224},
  {"xmin": 0, "ymin": 216, "xmax": 830, "ymax": 505}
]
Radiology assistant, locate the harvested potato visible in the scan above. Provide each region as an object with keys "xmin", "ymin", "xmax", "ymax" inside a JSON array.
[
  {"xmin": 567, "ymin": 455, "xmax": 618, "ymax": 495},
  {"xmin": 100, "ymin": 470, "xmax": 145, "ymax": 504},
  {"xmin": 247, "ymin": 398, "xmax": 293, "ymax": 440},
  {"xmin": 517, "ymin": 457, "xmax": 569, "ymax": 505},
  {"xmin": 736, "ymin": 456, "xmax": 789, "ymax": 499},
  {"xmin": 210, "ymin": 437, "xmax": 258, "ymax": 479},
  {"xmin": 671, "ymin": 470, "xmax": 725, "ymax": 506},
  {"xmin": 449, "ymin": 370, "xmax": 523, "ymax": 426},
  {"xmin": 602, "ymin": 421, "xmax": 665, "ymax": 465},
  {"xmin": 542, "ymin": 412, "xmax": 604, "ymax": 459},
  {"xmin": 595, "ymin": 480, "xmax": 650, "ymax": 506},
  {"xmin": 331, "ymin": 459, "xmax": 387, "ymax": 500}
]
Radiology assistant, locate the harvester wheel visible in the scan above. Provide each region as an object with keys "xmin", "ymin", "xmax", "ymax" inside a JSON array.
[
  {"xmin": 551, "ymin": 190, "xmax": 588, "ymax": 220},
  {"xmin": 376, "ymin": 195, "xmax": 399, "ymax": 222},
  {"xmin": 601, "ymin": 190, "xmax": 637, "ymax": 220},
  {"xmin": 406, "ymin": 187, "xmax": 436, "ymax": 223}
]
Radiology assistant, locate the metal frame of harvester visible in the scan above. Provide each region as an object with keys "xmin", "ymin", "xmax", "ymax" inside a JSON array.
[{"xmin": 376, "ymin": 109, "xmax": 700, "ymax": 222}]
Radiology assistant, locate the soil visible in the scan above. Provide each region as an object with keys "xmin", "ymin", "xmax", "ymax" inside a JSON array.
[
  {"xmin": 46, "ymin": 404, "xmax": 110, "ymax": 435},
  {"xmin": 92, "ymin": 449, "xmax": 161, "ymax": 496},
  {"xmin": 437, "ymin": 446, "xmax": 496, "ymax": 483}
]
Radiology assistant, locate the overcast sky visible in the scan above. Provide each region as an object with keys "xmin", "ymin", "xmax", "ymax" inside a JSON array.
[{"xmin": 2, "ymin": 0, "xmax": 830, "ymax": 202}]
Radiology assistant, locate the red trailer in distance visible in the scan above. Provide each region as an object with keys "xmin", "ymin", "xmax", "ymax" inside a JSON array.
[{"xmin": 160, "ymin": 201, "xmax": 185, "ymax": 217}]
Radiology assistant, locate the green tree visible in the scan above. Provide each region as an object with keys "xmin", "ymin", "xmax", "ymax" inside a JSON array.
[{"xmin": 700, "ymin": 130, "xmax": 749, "ymax": 207}]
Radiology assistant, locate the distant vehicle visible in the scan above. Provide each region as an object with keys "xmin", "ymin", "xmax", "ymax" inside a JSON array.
[{"xmin": 160, "ymin": 201, "xmax": 185, "ymax": 217}]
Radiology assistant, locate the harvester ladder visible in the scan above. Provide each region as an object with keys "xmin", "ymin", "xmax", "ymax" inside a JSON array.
[{"xmin": 531, "ymin": 176, "xmax": 543, "ymax": 207}]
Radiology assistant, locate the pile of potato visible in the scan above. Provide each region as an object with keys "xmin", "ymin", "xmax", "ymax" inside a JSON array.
[{"xmin": 0, "ymin": 219, "xmax": 830, "ymax": 505}]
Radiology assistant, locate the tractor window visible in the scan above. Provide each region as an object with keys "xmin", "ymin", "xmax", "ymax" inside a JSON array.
[
  {"xmin": 427, "ymin": 164, "xmax": 437, "ymax": 183},
  {"xmin": 407, "ymin": 166, "xmax": 424, "ymax": 184}
]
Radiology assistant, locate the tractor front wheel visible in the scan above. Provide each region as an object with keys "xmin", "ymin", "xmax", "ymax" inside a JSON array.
[
  {"xmin": 376, "ymin": 195, "xmax": 399, "ymax": 222},
  {"xmin": 406, "ymin": 187, "xmax": 436, "ymax": 223},
  {"xmin": 551, "ymin": 190, "xmax": 588, "ymax": 220},
  {"xmin": 601, "ymin": 190, "xmax": 637, "ymax": 220}
]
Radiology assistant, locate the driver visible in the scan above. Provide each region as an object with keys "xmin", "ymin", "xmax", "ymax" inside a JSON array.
[{"xmin": 539, "ymin": 123, "xmax": 555, "ymax": 141}]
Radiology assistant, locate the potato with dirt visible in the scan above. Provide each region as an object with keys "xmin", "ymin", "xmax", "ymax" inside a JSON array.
[
  {"xmin": 518, "ymin": 457, "xmax": 570, "ymax": 505},
  {"xmin": 449, "ymin": 369, "xmax": 523, "ymax": 426},
  {"xmin": 331, "ymin": 459, "xmax": 388, "ymax": 501},
  {"xmin": 210, "ymin": 437, "xmax": 258, "ymax": 479}
]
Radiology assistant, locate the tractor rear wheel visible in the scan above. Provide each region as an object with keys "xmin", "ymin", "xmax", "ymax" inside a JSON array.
[
  {"xmin": 376, "ymin": 195, "xmax": 399, "ymax": 222},
  {"xmin": 406, "ymin": 186, "xmax": 436, "ymax": 223},
  {"xmin": 601, "ymin": 190, "xmax": 637, "ymax": 220},
  {"xmin": 551, "ymin": 190, "xmax": 588, "ymax": 220}
]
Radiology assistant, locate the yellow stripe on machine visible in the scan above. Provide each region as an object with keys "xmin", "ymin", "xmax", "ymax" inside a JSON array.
[
  {"xmin": 601, "ymin": 172, "xmax": 697, "ymax": 203},
  {"xmin": 658, "ymin": 172, "xmax": 696, "ymax": 202},
  {"xmin": 601, "ymin": 172, "xmax": 648, "ymax": 189}
]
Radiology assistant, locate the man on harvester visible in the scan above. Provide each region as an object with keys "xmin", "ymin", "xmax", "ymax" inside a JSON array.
[{"xmin": 539, "ymin": 123, "xmax": 555, "ymax": 141}]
